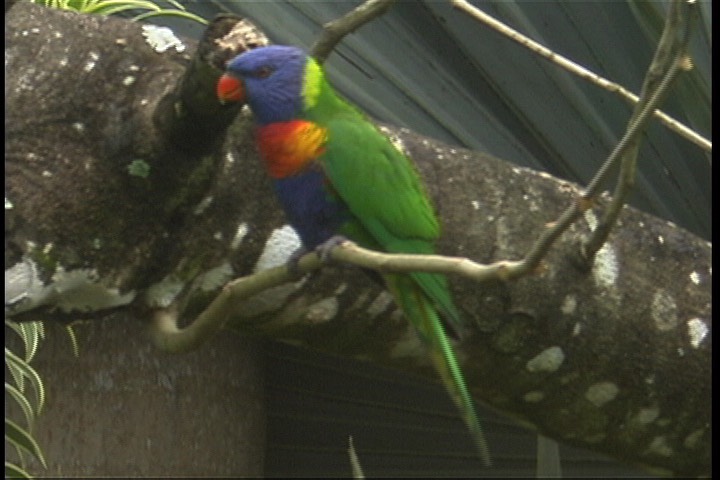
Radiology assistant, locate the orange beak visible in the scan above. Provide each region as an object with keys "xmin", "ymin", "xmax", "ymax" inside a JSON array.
[{"xmin": 216, "ymin": 74, "xmax": 245, "ymax": 104}]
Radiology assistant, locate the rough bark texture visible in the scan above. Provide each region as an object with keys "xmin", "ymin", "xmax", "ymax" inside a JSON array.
[{"xmin": 5, "ymin": 3, "xmax": 710, "ymax": 477}]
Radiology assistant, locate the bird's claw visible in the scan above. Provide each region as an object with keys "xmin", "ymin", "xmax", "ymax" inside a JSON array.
[{"xmin": 315, "ymin": 235, "xmax": 349, "ymax": 263}]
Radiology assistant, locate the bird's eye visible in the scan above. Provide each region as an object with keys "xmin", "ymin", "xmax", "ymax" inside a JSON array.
[{"xmin": 252, "ymin": 66, "xmax": 273, "ymax": 79}]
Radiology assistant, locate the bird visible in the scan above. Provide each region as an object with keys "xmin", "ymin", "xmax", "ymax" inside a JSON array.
[{"xmin": 217, "ymin": 45, "xmax": 491, "ymax": 466}]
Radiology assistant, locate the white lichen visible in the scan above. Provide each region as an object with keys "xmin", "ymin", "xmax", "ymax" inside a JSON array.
[
  {"xmin": 572, "ymin": 322, "xmax": 582, "ymax": 336},
  {"xmin": 254, "ymin": 225, "xmax": 302, "ymax": 272},
  {"xmin": 378, "ymin": 126, "xmax": 406, "ymax": 155},
  {"xmin": 633, "ymin": 406, "xmax": 660, "ymax": 425},
  {"xmin": 585, "ymin": 381, "xmax": 619, "ymax": 408},
  {"xmin": 584, "ymin": 210, "xmax": 598, "ymax": 232},
  {"xmin": 141, "ymin": 25, "xmax": 186, "ymax": 53},
  {"xmin": 305, "ymin": 297, "xmax": 339, "ymax": 323},
  {"xmin": 523, "ymin": 391, "xmax": 545, "ymax": 403},
  {"xmin": 6, "ymin": 258, "xmax": 135, "ymax": 314},
  {"xmin": 197, "ymin": 261, "xmax": 234, "ymax": 292},
  {"xmin": 230, "ymin": 222, "xmax": 249, "ymax": 250},
  {"xmin": 651, "ymin": 289, "xmax": 678, "ymax": 331},
  {"xmin": 686, "ymin": 318, "xmax": 708, "ymax": 348},
  {"xmin": 366, "ymin": 291, "xmax": 395, "ymax": 319},
  {"xmin": 193, "ymin": 195, "xmax": 214, "ymax": 215},
  {"xmin": 592, "ymin": 243, "xmax": 618, "ymax": 288},
  {"xmin": 644, "ymin": 435, "xmax": 674, "ymax": 457},
  {"xmin": 526, "ymin": 346, "xmax": 565, "ymax": 373},
  {"xmin": 5, "ymin": 257, "xmax": 39, "ymax": 306},
  {"xmin": 561, "ymin": 294, "xmax": 577, "ymax": 315},
  {"xmin": 334, "ymin": 283, "xmax": 347, "ymax": 296},
  {"xmin": 145, "ymin": 274, "xmax": 185, "ymax": 307},
  {"xmin": 52, "ymin": 267, "xmax": 135, "ymax": 312},
  {"xmin": 84, "ymin": 51, "xmax": 99, "ymax": 72}
]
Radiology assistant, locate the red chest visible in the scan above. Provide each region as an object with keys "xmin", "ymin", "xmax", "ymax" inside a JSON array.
[{"xmin": 256, "ymin": 120, "xmax": 328, "ymax": 179}]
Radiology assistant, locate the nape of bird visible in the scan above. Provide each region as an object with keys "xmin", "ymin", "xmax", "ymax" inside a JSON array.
[{"xmin": 217, "ymin": 45, "xmax": 491, "ymax": 466}]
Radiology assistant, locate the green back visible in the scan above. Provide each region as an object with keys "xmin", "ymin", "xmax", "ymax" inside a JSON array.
[{"xmin": 302, "ymin": 73, "xmax": 461, "ymax": 325}]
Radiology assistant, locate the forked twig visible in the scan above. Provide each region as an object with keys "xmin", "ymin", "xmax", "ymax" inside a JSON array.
[{"xmin": 450, "ymin": 0, "xmax": 710, "ymax": 153}]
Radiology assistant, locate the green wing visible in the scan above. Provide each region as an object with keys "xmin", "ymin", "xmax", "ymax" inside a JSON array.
[
  {"xmin": 322, "ymin": 117, "xmax": 438, "ymax": 242},
  {"xmin": 320, "ymin": 116, "xmax": 461, "ymax": 325}
]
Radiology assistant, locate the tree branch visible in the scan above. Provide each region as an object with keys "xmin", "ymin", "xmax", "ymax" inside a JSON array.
[
  {"xmin": 510, "ymin": 0, "xmax": 695, "ymax": 271},
  {"xmin": 309, "ymin": 0, "xmax": 396, "ymax": 63},
  {"xmin": 150, "ymin": 241, "xmax": 527, "ymax": 353},
  {"xmin": 5, "ymin": 3, "xmax": 710, "ymax": 476},
  {"xmin": 450, "ymin": 0, "xmax": 711, "ymax": 153},
  {"xmin": 153, "ymin": 14, "xmax": 268, "ymax": 153},
  {"xmin": 584, "ymin": 0, "xmax": 694, "ymax": 260}
]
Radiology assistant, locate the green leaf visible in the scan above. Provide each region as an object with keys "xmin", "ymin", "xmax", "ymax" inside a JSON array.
[
  {"xmin": 66, "ymin": 325, "xmax": 80, "ymax": 358},
  {"xmin": 5, "ymin": 418, "xmax": 47, "ymax": 469},
  {"xmin": 5, "ymin": 383, "xmax": 36, "ymax": 428},
  {"xmin": 82, "ymin": 0, "xmax": 161, "ymax": 13},
  {"xmin": 5, "ymin": 319, "xmax": 45, "ymax": 363},
  {"xmin": 4, "ymin": 348, "xmax": 45, "ymax": 415},
  {"xmin": 133, "ymin": 9, "xmax": 208, "ymax": 25},
  {"xmin": 5, "ymin": 461, "xmax": 33, "ymax": 479}
]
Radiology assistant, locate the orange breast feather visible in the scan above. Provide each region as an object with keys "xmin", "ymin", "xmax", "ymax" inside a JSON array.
[{"xmin": 256, "ymin": 120, "xmax": 328, "ymax": 179}]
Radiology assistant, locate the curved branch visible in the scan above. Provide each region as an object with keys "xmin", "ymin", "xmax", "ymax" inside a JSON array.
[{"xmin": 150, "ymin": 241, "xmax": 524, "ymax": 353}]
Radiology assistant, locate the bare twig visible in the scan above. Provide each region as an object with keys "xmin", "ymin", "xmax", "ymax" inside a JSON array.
[
  {"xmin": 584, "ymin": 0, "xmax": 693, "ymax": 260},
  {"xmin": 150, "ymin": 241, "xmax": 522, "ymax": 353},
  {"xmin": 450, "ymin": 0, "xmax": 711, "ymax": 153},
  {"xmin": 310, "ymin": 0, "xmax": 396, "ymax": 63},
  {"xmin": 485, "ymin": 0, "xmax": 693, "ymax": 275}
]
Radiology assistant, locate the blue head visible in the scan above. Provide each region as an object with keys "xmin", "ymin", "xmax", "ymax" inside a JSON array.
[{"xmin": 219, "ymin": 45, "xmax": 308, "ymax": 125}]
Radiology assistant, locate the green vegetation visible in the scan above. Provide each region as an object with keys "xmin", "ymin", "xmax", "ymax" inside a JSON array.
[{"xmin": 29, "ymin": 0, "xmax": 207, "ymax": 24}]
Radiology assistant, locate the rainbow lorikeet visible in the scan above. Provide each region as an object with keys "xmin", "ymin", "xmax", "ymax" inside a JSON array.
[{"xmin": 217, "ymin": 45, "xmax": 490, "ymax": 465}]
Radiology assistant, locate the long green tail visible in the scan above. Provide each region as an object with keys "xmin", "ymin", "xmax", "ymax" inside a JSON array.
[{"xmin": 388, "ymin": 274, "xmax": 492, "ymax": 466}]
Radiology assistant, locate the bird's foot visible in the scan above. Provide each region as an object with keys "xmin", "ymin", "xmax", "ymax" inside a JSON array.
[{"xmin": 315, "ymin": 235, "xmax": 350, "ymax": 263}]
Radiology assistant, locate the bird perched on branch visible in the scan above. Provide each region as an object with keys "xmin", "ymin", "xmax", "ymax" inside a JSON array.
[{"xmin": 217, "ymin": 45, "xmax": 490, "ymax": 466}]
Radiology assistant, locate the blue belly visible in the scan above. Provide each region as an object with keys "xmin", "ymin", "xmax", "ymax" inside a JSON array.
[{"xmin": 273, "ymin": 166, "xmax": 349, "ymax": 249}]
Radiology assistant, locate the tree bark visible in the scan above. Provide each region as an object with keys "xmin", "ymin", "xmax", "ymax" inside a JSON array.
[{"xmin": 5, "ymin": 2, "xmax": 710, "ymax": 477}]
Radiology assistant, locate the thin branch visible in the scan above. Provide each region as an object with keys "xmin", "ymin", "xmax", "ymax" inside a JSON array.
[
  {"xmin": 584, "ymin": 0, "xmax": 693, "ymax": 260},
  {"xmin": 450, "ymin": 0, "xmax": 711, "ymax": 153},
  {"xmin": 149, "ymin": 241, "xmax": 522, "ymax": 353},
  {"xmin": 491, "ymin": 0, "xmax": 693, "ymax": 274},
  {"xmin": 309, "ymin": 0, "xmax": 396, "ymax": 64}
]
